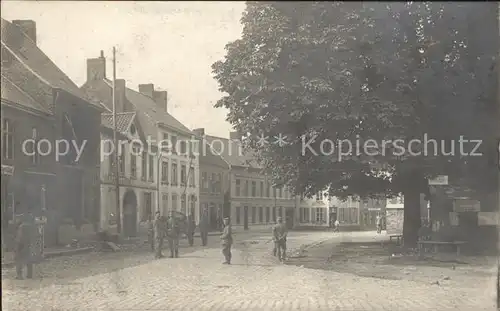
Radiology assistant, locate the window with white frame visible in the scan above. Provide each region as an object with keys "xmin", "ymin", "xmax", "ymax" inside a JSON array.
[{"xmin": 315, "ymin": 208, "xmax": 325, "ymax": 223}]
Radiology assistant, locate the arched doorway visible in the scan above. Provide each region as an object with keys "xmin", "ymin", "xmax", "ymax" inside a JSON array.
[{"xmin": 123, "ymin": 190, "xmax": 137, "ymax": 237}]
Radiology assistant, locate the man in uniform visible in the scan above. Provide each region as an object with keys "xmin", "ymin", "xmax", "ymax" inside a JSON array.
[
  {"xmin": 186, "ymin": 213, "xmax": 195, "ymax": 246},
  {"xmin": 166, "ymin": 210, "xmax": 180, "ymax": 258},
  {"xmin": 14, "ymin": 209, "xmax": 35, "ymax": 279},
  {"xmin": 153, "ymin": 211, "xmax": 165, "ymax": 259},
  {"xmin": 220, "ymin": 217, "xmax": 233, "ymax": 264},
  {"xmin": 272, "ymin": 216, "xmax": 288, "ymax": 263},
  {"xmin": 199, "ymin": 207, "xmax": 209, "ymax": 246}
]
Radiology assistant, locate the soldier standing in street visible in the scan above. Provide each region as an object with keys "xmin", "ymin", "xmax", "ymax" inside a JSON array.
[
  {"xmin": 186, "ymin": 213, "xmax": 195, "ymax": 246},
  {"xmin": 272, "ymin": 216, "xmax": 288, "ymax": 263},
  {"xmin": 166, "ymin": 210, "xmax": 180, "ymax": 258},
  {"xmin": 153, "ymin": 211, "xmax": 165, "ymax": 259},
  {"xmin": 14, "ymin": 209, "xmax": 35, "ymax": 279},
  {"xmin": 220, "ymin": 217, "xmax": 233, "ymax": 264},
  {"xmin": 199, "ymin": 207, "xmax": 209, "ymax": 246}
]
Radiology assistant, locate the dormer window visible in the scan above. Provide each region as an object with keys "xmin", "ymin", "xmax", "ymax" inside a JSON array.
[{"xmin": 130, "ymin": 124, "xmax": 136, "ymax": 135}]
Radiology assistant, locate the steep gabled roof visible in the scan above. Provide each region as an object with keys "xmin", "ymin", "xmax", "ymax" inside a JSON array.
[
  {"xmin": 81, "ymin": 78, "xmax": 192, "ymax": 138},
  {"xmin": 1, "ymin": 18, "xmax": 100, "ymax": 110},
  {"xmin": 203, "ymin": 135, "xmax": 261, "ymax": 169},
  {"xmin": 1, "ymin": 73, "xmax": 50, "ymax": 114}
]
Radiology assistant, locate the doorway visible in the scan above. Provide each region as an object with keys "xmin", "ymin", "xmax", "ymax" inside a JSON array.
[{"xmin": 123, "ymin": 190, "xmax": 138, "ymax": 237}]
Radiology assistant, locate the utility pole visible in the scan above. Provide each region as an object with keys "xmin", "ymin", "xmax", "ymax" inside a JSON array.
[{"xmin": 112, "ymin": 46, "xmax": 121, "ymax": 235}]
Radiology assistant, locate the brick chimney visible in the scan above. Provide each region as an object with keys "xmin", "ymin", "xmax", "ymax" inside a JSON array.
[
  {"xmin": 12, "ymin": 20, "xmax": 36, "ymax": 44},
  {"xmin": 193, "ymin": 128, "xmax": 205, "ymax": 137},
  {"xmin": 138, "ymin": 83, "xmax": 154, "ymax": 98},
  {"xmin": 153, "ymin": 90, "xmax": 168, "ymax": 112},
  {"xmin": 114, "ymin": 79, "xmax": 126, "ymax": 113},
  {"xmin": 229, "ymin": 131, "xmax": 240, "ymax": 140},
  {"xmin": 86, "ymin": 50, "xmax": 106, "ymax": 82}
]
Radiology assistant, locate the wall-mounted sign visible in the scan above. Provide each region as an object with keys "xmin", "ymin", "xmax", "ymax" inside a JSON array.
[
  {"xmin": 428, "ymin": 175, "xmax": 448, "ymax": 185},
  {"xmin": 453, "ymin": 199, "xmax": 480, "ymax": 212}
]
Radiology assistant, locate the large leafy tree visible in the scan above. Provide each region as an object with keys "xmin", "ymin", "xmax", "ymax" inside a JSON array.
[{"xmin": 212, "ymin": 2, "xmax": 498, "ymax": 246}]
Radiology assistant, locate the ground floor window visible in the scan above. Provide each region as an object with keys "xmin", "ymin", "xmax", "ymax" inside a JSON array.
[
  {"xmin": 300, "ymin": 207, "xmax": 310, "ymax": 223},
  {"xmin": 259, "ymin": 206, "xmax": 263, "ymax": 223},
  {"xmin": 251, "ymin": 206, "xmax": 256, "ymax": 224},
  {"xmin": 236, "ymin": 206, "xmax": 241, "ymax": 224},
  {"xmin": 142, "ymin": 192, "xmax": 153, "ymax": 221},
  {"xmin": 315, "ymin": 208, "xmax": 326, "ymax": 224},
  {"xmin": 272, "ymin": 207, "xmax": 276, "ymax": 222},
  {"xmin": 338, "ymin": 207, "xmax": 358, "ymax": 224},
  {"xmin": 266, "ymin": 206, "xmax": 270, "ymax": 223},
  {"xmin": 2, "ymin": 191, "xmax": 15, "ymax": 224},
  {"xmin": 278, "ymin": 207, "xmax": 282, "ymax": 218}
]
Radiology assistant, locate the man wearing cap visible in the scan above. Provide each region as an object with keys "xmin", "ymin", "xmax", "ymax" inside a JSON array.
[
  {"xmin": 220, "ymin": 217, "xmax": 233, "ymax": 264},
  {"xmin": 166, "ymin": 210, "xmax": 180, "ymax": 258},
  {"xmin": 199, "ymin": 207, "xmax": 209, "ymax": 246},
  {"xmin": 14, "ymin": 207, "xmax": 36, "ymax": 279},
  {"xmin": 272, "ymin": 216, "xmax": 288, "ymax": 262},
  {"xmin": 153, "ymin": 211, "xmax": 165, "ymax": 259}
]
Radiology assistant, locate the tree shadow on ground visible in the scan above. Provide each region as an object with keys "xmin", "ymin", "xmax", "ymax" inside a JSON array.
[{"xmin": 286, "ymin": 240, "xmax": 495, "ymax": 283}]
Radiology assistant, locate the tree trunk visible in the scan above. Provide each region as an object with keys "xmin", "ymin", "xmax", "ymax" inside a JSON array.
[{"xmin": 402, "ymin": 181, "xmax": 422, "ymax": 249}]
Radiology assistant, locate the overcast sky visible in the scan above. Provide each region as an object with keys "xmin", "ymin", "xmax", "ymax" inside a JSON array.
[{"xmin": 1, "ymin": 1, "xmax": 245, "ymax": 138}]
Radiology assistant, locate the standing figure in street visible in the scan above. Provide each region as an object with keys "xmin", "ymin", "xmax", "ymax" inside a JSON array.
[
  {"xmin": 14, "ymin": 209, "xmax": 35, "ymax": 279},
  {"xmin": 153, "ymin": 211, "xmax": 165, "ymax": 259},
  {"xmin": 376, "ymin": 215, "xmax": 382, "ymax": 234},
  {"xmin": 186, "ymin": 213, "xmax": 195, "ymax": 246},
  {"xmin": 148, "ymin": 216, "xmax": 155, "ymax": 252},
  {"xmin": 334, "ymin": 219, "xmax": 340, "ymax": 232},
  {"xmin": 199, "ymin": 207, "xmax": 209, "ymax": 246},
  {"xmin": 166, "ymin": 210, "xmax": 180, "ymax": 258},
  {"xmin": 220, "ymin": 217, "xmax": 233, "ymax": 264},
  {"xmin": 272, "ymin": 216, "xmax": 288, "ymax": 263}
]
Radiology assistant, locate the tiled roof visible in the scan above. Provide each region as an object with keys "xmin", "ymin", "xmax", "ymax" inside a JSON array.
[
  {"xmin": 101, "ymin": 112, "xmax": 136, "ymax": 133},
  {"xmin": 1, "ymin": 18, "xmax": 100, "ymax": 110},
  {"xmin": 203, "ymin": 135, "xmax": 261, "ymax": 169},
  {"xmin": 1, "ymin": 73, "xmax": 50, "ymax": 114},
  {"xmin": 81, "ymin": 78, "xmax": 192, "ymax": 138}
]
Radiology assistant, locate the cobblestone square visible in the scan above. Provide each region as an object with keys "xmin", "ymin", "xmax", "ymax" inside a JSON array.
[{"xmin": 2, "ymin": 231, "xmax": 496, "ymax": 311}]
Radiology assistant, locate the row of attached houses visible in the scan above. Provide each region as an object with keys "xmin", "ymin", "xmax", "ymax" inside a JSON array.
[
  {"xmin": 1, "ymin": 18, "xmax": 103, "ymax": 248},
  {"xmin": 81, "ymin": 51, "xmax": 201, "ymax": 237}
]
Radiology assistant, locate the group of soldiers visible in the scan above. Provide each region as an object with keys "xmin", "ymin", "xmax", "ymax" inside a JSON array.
[{"xmin": 150, "ymin": 208, "xmax": 233, "ymax": 263}]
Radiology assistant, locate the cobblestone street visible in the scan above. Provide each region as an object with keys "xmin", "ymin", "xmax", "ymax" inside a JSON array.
[{"xmin": 2, "ymin": 231, "xmax": 496, "ymax": 311}]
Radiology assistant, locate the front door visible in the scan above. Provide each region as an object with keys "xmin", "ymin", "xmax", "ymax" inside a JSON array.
[{"xmin": 243, "ymin": 206, "xmax": 249, "ymax": 230}]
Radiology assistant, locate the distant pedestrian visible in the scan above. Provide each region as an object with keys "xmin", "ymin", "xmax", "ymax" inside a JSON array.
[
  {"xmin": 199, "ymin": 208, "xmax": 209, "ymax": 246},
  {"xmin": 148, "ymin": 216, "xmax": 155, "ymax": 252},
  {"xmin": 272, "ymin": 216, "xmax": 288, "ymax": 263},
  {"xmin": 220, "ymin": 217, "xmax": 233, "ymax": 264},
  {"xmin": 376, "ymin": 215, "xmax": 382, "ymax": 234},
  {"xmin": 166, "ymin": 210, "xmax": 180, "ymax": 258},
  {"xmin": 153, "ymin": 211, "xmax": 165, "ymax": 259},
  {"xmin": 186, "ymin": 213, "xmax": 195, "ymax": 246},
  {"xmin": 14, "ymin": 209, "xmax": 36, "ymax": 279},
  {"xmin": 334, "ymin": 219, "xmax": 340, "ymax": 232}
]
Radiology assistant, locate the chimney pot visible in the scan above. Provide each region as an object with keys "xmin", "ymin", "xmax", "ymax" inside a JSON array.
[
  {"xmin": 229, "ymin": 131, "xmax": 241, "ymax": 140},
  {"xmin": 193, "ymin": 128, "xmax": 205, "ymax": 137},
  {"xmin": 138, "ymin": 84, "xmax": 154, "ymax": 98},
  {"xmin": 12, "ymin": 20, "xmax": 37, "ymax": 44},
  {"xmin": 153, "ymin": 90, "xmax": 168, "ymax": 112},
  {"xmin": 86, "ymin": 51, "xmax": 106, "ymax": 81}
]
